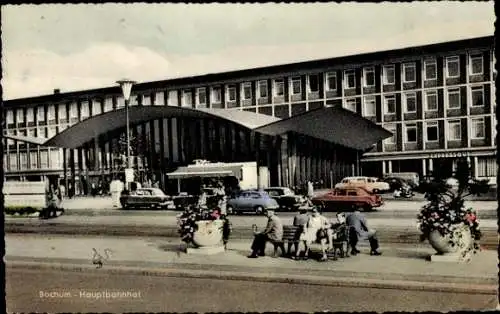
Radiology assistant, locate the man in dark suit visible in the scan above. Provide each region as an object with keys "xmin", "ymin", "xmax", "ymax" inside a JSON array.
[
  {"xmin": 346, "ymin": 210, "xmax": 381, "ymax": 256},
  {"xmin": 248, "ymin": 210, "xmax": 283, "ymax": 258}
]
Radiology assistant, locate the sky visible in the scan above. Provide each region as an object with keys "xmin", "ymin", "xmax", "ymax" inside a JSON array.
[{"xmin": 1, "ymin": 2, "xmax": 495, "ymax": 100}]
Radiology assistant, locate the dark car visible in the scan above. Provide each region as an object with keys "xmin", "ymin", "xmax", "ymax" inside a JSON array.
[
  {"xmin": 382, "ymin": 177, "xmax": 412, "ymax": 192},
  {"xmin": 263, "ymin": 187, "xmax": 304, "ymax": 211},
  {"xmin": 120, "ymin": 188, "xmax": 174, "ymax": 210}
]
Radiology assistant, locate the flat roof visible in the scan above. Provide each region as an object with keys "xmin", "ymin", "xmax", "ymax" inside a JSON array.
[{"xmin": 4, "ymin": 35, "xmax": 493, "ymax": 105}]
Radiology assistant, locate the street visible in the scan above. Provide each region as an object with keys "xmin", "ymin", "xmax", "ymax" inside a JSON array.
[{"xmin": 6, "ymin": 268, "xmax": 497, "ymax": 312}]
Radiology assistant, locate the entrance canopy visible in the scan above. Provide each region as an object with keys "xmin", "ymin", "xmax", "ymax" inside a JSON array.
[
  {"xmin": 255, "ymin": 106, "xmax": 392, "ymax": 150},
  {"xmin": 42, "ymin": 106, "xmax": 279, "ymax": 149}
]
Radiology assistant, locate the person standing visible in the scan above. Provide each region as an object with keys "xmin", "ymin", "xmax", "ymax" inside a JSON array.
[
  {"xmin": 307, "ymin": 180, "xmax": 314, "ymax": 199},
  {"xmin": 346, "ymin": 209, "xmax": 382, "ymax": 256},
  {"xmin": 110, "ymin": 179, "xmax": 124, "ymax": 207},
  {"xmin": 248, "ymin": 210, "xmax": 283, "ymax": 258}
]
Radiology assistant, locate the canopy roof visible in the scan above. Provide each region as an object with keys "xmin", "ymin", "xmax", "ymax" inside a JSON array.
[
  {"xmin": 5, "ymin": 105, "xmax": 391, "ymax": 151},
  {"xmin": 255, "ymin": 106, "xmax": 392, "ymax": 151},
  {"xmin": 42, "ymin": 106, "xmax": 279, "ymax": 149}
]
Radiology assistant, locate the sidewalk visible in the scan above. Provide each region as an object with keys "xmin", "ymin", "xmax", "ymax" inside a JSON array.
[{"xmin": 5, "ymin": 234, "xmax": 497, "ymax": 294}]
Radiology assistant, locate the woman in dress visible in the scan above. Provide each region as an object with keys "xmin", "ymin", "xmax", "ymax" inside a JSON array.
[{"xmin": 300, "ymin": 207, "xmax": 332, "ymax": 261}]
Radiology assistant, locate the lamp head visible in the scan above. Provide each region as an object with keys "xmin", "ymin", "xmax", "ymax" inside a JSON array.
[{"xmin": 116, "ymin": 79, "xmax": 136, "ymax": 101}]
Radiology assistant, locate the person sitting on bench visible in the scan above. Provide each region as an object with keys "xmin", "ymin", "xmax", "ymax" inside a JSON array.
[
  {"xmin": 248, "ymin": 210, "xmax": 283, "ymax": 258},
  {"xmin": 346, "ymin": 209, "xmax": 382, "ymax": 256},
  {"xmin": 300, "ymin": 207, "xmax": 333, "ymax": 261}
]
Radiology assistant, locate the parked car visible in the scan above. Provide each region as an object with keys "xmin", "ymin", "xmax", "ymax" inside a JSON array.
[
  {"xmin": 382, "ymin": 177, "xmax": 412, "ymax": 192},
  {"xmin": 385, "ymin": 172, "xmax": 420, "ymax": 188},
  {"xmin": 311, "ymin": 187, "xmax": 384, "ymax": 212},
  {"xmin": 263, "ymin": 187, "xmax": 304, "ymax": 211},
  {"xmin": 226, "ymin": 190, "xmax": 279, "ymax": 215},
  {"xmin": 120, "ymin": 188, "xmax": 175, "ymax": 210},
  {"xmin": 171, "ymin": 192, "xmax": 198, "ymax": 210},
  {"xmin": 335, "ymin": 176, "xmax": 390, "ymax": 193}
]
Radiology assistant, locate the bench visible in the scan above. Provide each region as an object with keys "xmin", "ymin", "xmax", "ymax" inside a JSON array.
[{"xmin": 271, "ymin": 225, "xmax": 300, "ymax": 257}]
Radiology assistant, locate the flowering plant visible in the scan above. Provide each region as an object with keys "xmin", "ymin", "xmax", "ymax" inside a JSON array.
[
  {"xmin": 177, "ymin": 205, "xmax": 231, "ymax": 245},
  {"xmin": 417, "ymin": 159, "xmax": 488, "ymax": 255}
]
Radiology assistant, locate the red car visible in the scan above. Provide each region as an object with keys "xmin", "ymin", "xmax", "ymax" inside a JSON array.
[{"xmin": 311, "ymin": 187, "xmax": 383, "ymax": 212}]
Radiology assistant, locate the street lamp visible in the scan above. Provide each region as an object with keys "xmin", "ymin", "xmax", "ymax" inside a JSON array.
[{"xmin": 116, "ymin": 79, "xmax": 136, "ymax": 185}]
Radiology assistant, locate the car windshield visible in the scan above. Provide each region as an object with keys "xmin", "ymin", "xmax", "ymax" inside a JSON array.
[
  {"xmin": 266, "ymin": 190, "xmax": 281, "ymax": 197},
  {"xmin": 150, "ymin": 189, "xmax": 165, "ymax": 196}
]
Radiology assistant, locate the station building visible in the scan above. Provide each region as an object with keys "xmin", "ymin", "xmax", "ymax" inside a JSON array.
[{"xmin": 2, "ymin": 35, "xmax": 496, "ymax": 194}]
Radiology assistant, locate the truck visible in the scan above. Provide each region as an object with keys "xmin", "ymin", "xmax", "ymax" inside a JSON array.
[{"xmin": 3, "ymin": 181, "xmax": 62, "ymax": 218}]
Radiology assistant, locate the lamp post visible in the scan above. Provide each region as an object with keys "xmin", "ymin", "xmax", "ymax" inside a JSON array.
[{"xmin": 116, "ymin": 79, "xmax": 136, "ymax": 186}]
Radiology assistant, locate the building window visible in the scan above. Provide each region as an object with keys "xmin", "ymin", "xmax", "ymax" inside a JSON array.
[
  {"xmin": 425, "ymin": 90, "xmax": 438, "ymax": 111},
  {"xmin": 9, "ymin": 153, "xmax": 18, "ymax": 170},
  {"xmin": 469, "ymin": 53, "xmax": 483, "ymax": 75},
  {"xmin": 424, "ymin": 59, "xmax": 437, "ymax": 80},
  {"xmin": 384, "ymin": 124, "xmax": 396, "ymax": 144},
  {"xmin": 471, "ymin": 118, "xmax": 485, "ymax": 139},
  {"xmin": 17, "ymin": 109, "xmax": 25, "ymax": 124},
  {"xmin": 47, "ymin": 126, "xmax": 57, "ymax": 138},
  {"xmin": 166, "ymin": 90, "xmax": 178, "ymax": 106},
  {"xmin": 470, "ymin": 86, "xmax": 484, "ymax": 107},
  {"xmin": 448, "ymin": 120, "xmax": 462, "ymax": 140},
  {"xmin": 211, "ymin": 87, "xmax": 222, "ymax": 103},
  {"xmin": 30, "ymin": 151, "xmax": 38, "ymax": 169},
  {"xmin": 6, "ymin": 110, "xmax": 14, "ymax": 126},
  {"xmin": 81, "ymin": 101, "xmax": 90, "ymax": 120},
  {"xmin": 446, "ymin": 56, "xmax": 460, "ymax": 78},
  {"xmin": 344, "ymin": 70, "xmax": 356, "ymax": 89},
  {"xmin": 227, "ymin": 85, "xmax": 236, "ymax": 102},
  {"xmin": 37, "ymin": 106, "xmax": 46, "ymax": 122},
  {"xmin": 447, "ymin": 88, "xmax": 461, "ymax": 109},
  {"xmin": 404, "ymin": 92, "xmax": 417, "ymax": 113},
  {"xmin": 241, "ymin": 83, "xmax": 252, "ymax": 100},
  {"xmin": 477, "ymin": 157, "xmax": 497, "ymax": 177},
  {"xmin": 40, "ymin": 151, "xmax": 49, "ymax": 169},
  {"xmin": 308, "ymin": 74, "xmax": 319, "ymax": 92},
  {"xmin": 403, "ymin": 62, "xmax": 416, "ymax": 83},
  {"xmin": 326, "ymin": 72, "xmax": 337, "ymax": 91},
  {"xmin": 405, "ymin": 124, "xmax": 417, "ymax": 143},
  {"xmin": 426, "ymin": 121, "xmax": 439, "ymax": 142},
  {"xmin": 116, "ymin": 96, "xmax": 125, "ymax": 108},
  {"xmin": 344, "ymin": 98, "xmax": 357, "ymax": 112},
  {"xmin": 154, "ymin": 91, "xmax": 165, "ymax": 106},
  {"xmin": 91, "ymin": 100, "xmax": 102, "ymax": 115},
  {"xmin": 363, "ymin": 96, "xmax": 376, "ymax": 116},
  {"xmin": 363, "ymin": 67, "xmax": 375, "ymax": 87},
  {"xmin": 142, "ymin": 95, "xmax": 151, "ymax": 107},
  {"xmin": 38, "ymin": 127, "xmax": 46, "ymax": 138},
  {"xmin": 384, "ymin": 95, "xmax": 396, "ymax": 115},
  {"xmin": 47, "ymin": 105, "xmax": 56, "ymax": 124},
  {"xmin": 27, "ymin": 108, "xmax": 35, "ymax": 124},
  {"xmin": 274, "ymin": 79, "xmax": 284, "ymax": 96},
  {"xmin": 104, "ymin": 98, "xmax": 113, "ymax": 112},
  {"xmin": 258, "ymin": 80, "xmax": 268, "ymax": 98},
  {"xmin": 383, "ymin": 65, "xmax": 395, "ymax": 85},
  {"xmin": 182, "ymin": 90, "xmax": 193, "ymax": 107},
  {"xmin": 197, "ymin": 88, "xmax": 207, "ymax": 106},
  {"xmin": 19, "ymin": 152, "xmax": 27, "ymax": 170},
  {"xmin": 28, "ymin": 128, "xmax": 36, "ymax": 138},
  {"xmin": 291, "ymin": 77, "xmax": 301, "ymax": 95}
]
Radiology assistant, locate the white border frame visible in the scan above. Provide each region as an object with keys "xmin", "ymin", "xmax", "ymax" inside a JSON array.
[
  {"xmin": 383, "ymin": 94, "xmax": 396, "ymax": 115},
  {"xmin": 344, "ymin": 70, "xmax": 356, "ymax": 89},
  {"xmin": 196, "ymin": 87, "xmax": 207, "ymax": 106},
  {"xmin": 469, "ymin": 53, "xmax": 484, "ymax": 75},
  {"xmin": 470, "ymin": 85, "xmax": 485, "ymax": 107},
  {"xmin": 241, "ymin": 82, "xmax": 252, "ymax": 100},
  {"xmin": 445, "ymin": 56, "xmax": 460, "ymax": 79},
  {"xmin": 447, "ymin": 119, "xmax": 462, "ymax": 141},
  {"xmin": 326, "ymin": 72, "xmax": 337, "ymax": 91},
  {"xmin": 290, "ymin": 76, "xmax": 302, "ymax": 95},
  {"xmin": 383, "ymin": 64, "xmax": 395, "ymax": 85},
  {"xmin": 424, "ymin": 90, "xmax": 438, "ymax": 112},
  {"xmin": 446, "ymin": 87, "xmax": 461, "ymax": 109},
  {"xmin": 363, "ymin": 67, "xmax": 376, "ymax": 87},
  {"xmin": 403, "ymin": 92, "xmax": 417, "ymax": 113},
  {"xmin": 402, "ymin": 62, "xmax": 417, "ymax": 83},
  {"xmin": 470, "ymin": 117, "xmax": 486, "ymax": 139},
  {"xmin": 423, "ymin": 59, "xmax": 437, "ymax": 81},
  {"xmin": 226, "ymin": 85, "xmax": 237, "ymax": 102},
  {"xmin": 257, "ymin": 80, "xmax": 268, "ymax": 99},
  {"xmin": 274, "ymin": 79, "xmax": 284, "ymax": 96}
]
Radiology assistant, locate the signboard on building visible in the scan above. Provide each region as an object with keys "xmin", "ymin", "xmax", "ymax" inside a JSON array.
[
  {"xmin": 125, "ymin": 168, "xmax": 134, "ymax": 183},
  {"xmin": 430, "ymin": 151, "xmax": 471, "ymax": 159}
]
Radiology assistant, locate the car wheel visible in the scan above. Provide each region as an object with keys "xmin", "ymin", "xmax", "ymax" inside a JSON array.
[
  {"xmin": 255, "ymin": 206, "xmax": 264, "ymax": 215},
  {"xmin": 226, "ymin": 205, "xmax": 234, "ymax": 215},
  {"xmin": 372, "ymin": 189, "xmax": 379, "ymax": 194}
]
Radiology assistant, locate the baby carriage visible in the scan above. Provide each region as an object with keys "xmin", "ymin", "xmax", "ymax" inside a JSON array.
[{"xmin": 327, "ymin": 213, "xmax": 350, "ymax": 260}]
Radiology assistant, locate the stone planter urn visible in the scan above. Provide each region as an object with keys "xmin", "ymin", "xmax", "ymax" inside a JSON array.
[
  {"xmin": 428, "ymin": 223, "xmax": 473, "ymax": 262},
  {"xmin": 187, "ymin": 219, "xmax": 224, "ymax": 255}
]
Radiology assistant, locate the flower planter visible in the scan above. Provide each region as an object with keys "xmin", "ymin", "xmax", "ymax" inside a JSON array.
[
  {"xmin": 192, "ymin": 219, "xmax": 224, "ymax": 248},
  {"xmin": 428, "ymin": 223, "xmax": 473, "ymax": 261}
]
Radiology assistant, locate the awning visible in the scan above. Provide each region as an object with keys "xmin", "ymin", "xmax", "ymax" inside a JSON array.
[{"xmin": 166, "ymin": 165, "xmax": 242, "ymax": 179}]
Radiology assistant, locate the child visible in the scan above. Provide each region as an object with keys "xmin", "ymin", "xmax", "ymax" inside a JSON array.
[{"xmin": 221, "ymin": 214, "xmax": 232, "ymax": 250}]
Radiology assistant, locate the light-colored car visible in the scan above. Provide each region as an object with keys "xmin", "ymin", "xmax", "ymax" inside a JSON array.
[
  {"xmin": 120, "ymin": 188, "xmax": 175, "ymax": 210},
  {"xmin": 227, "ymin": 190, "xmax": 279, "ymax": 215},
  {"xmin": 335, "ymin": 176, "xmax": 390, "ymax": 194}
]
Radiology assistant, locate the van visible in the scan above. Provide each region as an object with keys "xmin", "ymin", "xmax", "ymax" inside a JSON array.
[
  {"xmin": 384, "ymin": 172, "xmax": 420, "ymax": 187},
  {"xmin": 334, "ymin": 176, "xmax": 390, "ymax": 193}
]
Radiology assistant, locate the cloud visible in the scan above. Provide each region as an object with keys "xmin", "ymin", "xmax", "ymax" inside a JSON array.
[{"xmin": 2, "ymin": 43, "xmax": 171, "ymax": 99}]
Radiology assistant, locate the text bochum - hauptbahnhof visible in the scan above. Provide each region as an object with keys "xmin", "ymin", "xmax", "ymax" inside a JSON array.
[{"xmin": 3, "ymin": 35, "xmax": 496, "ymax": 193}]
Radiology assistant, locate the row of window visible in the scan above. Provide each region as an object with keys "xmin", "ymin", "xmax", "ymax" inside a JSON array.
[
  {"xmin": 343, "ymin": 85, "xmax": 492, "ymax": 116},
  {"xmin": 5, "ymin": 150, "xmax": 61, "ymax": 171},
  {"xmin": 384, "ymin": 117, "xmax": 489, "ymax": 144}
]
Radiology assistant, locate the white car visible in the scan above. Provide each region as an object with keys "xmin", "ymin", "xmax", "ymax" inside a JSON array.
[{"xmin": 335, "ymin": 176, "xmax": 390, "ymax": 194}]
